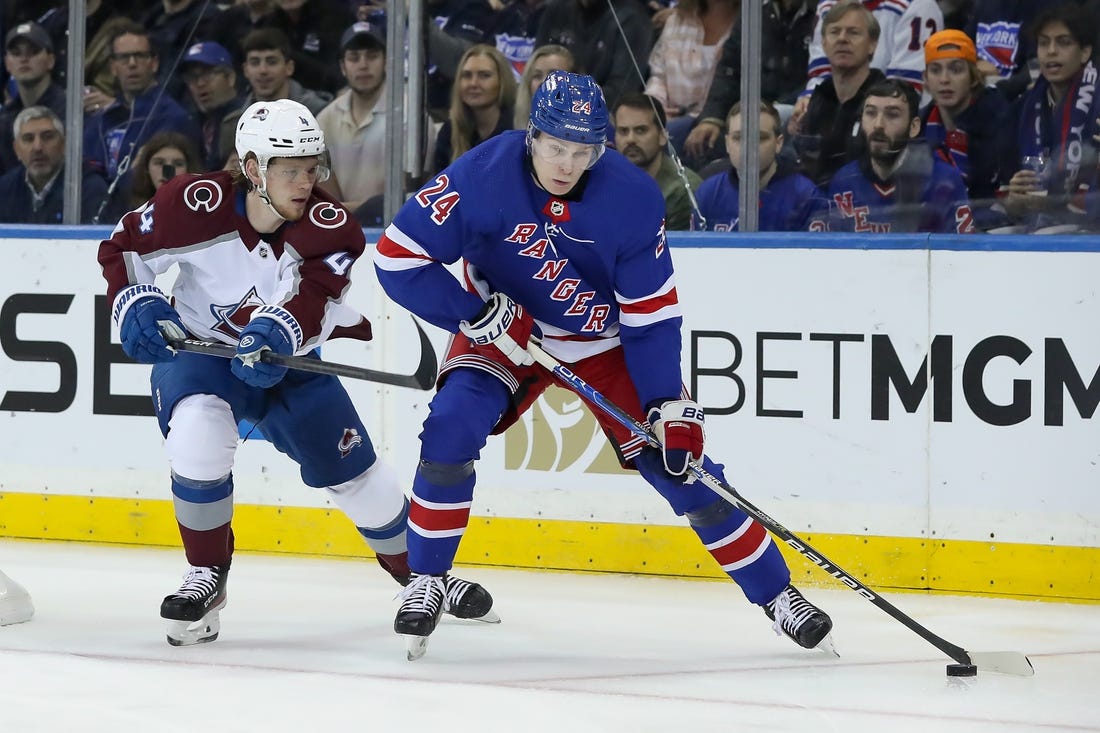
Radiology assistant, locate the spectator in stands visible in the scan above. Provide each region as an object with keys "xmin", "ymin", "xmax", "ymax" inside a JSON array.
[
  {"xmin": 644, "ymin": 0, "xmax": 738, "ymax": 159},
  {"xmin": 801, "ymin": 0, "xmax": 943, "ymax": 98},
  {"xmin": 513, "ymin": 43, "xmax": 574, "ymax": 129},
  {"xmin": 218, "ymin": 27, "xmax": 334, "ymax": 149},
  {"xmin": 422, "ymin": 0, "xmax": 495, "ymax": 119},
  {"xmin": 612, "ymin": 93, "xmax": 702, "ymax": 230},
  {"xmin": 788, "ymin": 1, "xmax": 886, "ymax": 188},
  {"xmin": 0, "ymin": 106, "xmax": 108, "ymax": 224},
  {"xmin": 274, "ymin": 0, "xmax": 358, "ymax": 95},
  {"xmin": 36, "ymin": 0, "xmax": 129, "ymax": 98},
  {"xmin": 491, "ymin": 0, "xmax": 549, "ymax": 80},
  {"xmin": 83, "ymin": 21, "xmax": 196, "ymax": 212},
  {"xmin": 0, "ymin": 22, "xmax": 65, "ymax": 175},
  {"xmin": 211, "ymin": 0, "xmax": 282, "ymax": 71},
  {"xmin": 128, "ymin": 130, "xmax": 202, "ymax": 207},
  {"xmin": 432, "ymin": 44, "xmax": 516, "ymax": 174},
  {"xmin": 141, "ymin": 0, "xmax": 222, "ymax": 103},
  {"xmin": 919, "ymin": 29, "xmax": 1013, "ymax": 230},
  {"xmin": 181, "ymin": 41, "xmax": 244, "ymax": 172},
  {"xmin": 1002, "ymin": 3, "xmax": 1099, "ymax": 233},
  {"xmin": 316, "ymin": 20, "xmax": 388, "ymax": 210},
  {"xmin": 964, "ymin": 0, "xmax": 1040, "ymax": 102},
  {"xmin": 684, "ymin": 0, "xmax": 816, "ymax": 171},
  {"xmin": 826, "ymin": 78, "xmax": 976, "ymax": 233},
  {"xmin": 535, "ymin": 0, "xmax": 653, "ymax": 108},
  {"xmin": 692, "ymin": 100, "xmax": 826, "ymax": 231}
]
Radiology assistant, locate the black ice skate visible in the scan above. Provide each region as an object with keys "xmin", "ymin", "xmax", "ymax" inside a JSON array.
[
  {"xmin": 764, "ymin": 584, "xmax": 837, "ymax": 655},
  {"xmin": 442, "ymin": 574, "xmax": 498, "ymax": 623},
  {"xmin": 395, "ymin": 573, "xmax": 446, "ymax": 661},
  {"xmin": 160, "ymin": 565, "xmax": 229, "ymax": 647}
]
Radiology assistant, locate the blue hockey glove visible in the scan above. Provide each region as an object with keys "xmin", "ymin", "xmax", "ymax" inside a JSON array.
[
  {"xmin": 119, "ymin": 293, "xmax": 187, "ymax": 364},
  {"xmin": 231, "ymin": 317, "xmax": 294, "ymax": 388},
  {"xmin": 459, "ymin": 292, "xmax": 540, "ymax": 367},
  {"xmin": 647, "ymin": 399, "xmax": 705, "ymax": 476}
]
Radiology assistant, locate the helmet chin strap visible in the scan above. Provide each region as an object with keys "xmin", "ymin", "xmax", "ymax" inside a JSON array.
[{"xmin": 254, "ymin": 165, "xmax": 286, "ymax": 223}]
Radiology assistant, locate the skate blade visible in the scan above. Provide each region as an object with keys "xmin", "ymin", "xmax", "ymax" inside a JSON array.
[
  {"xmin": 461, "ymin": 608, "xmax": 501, "ymax": 624},
  {"xmin": 404, "ymin": 634, "xmax": 429, "ymax": 661},
  {"xmin": 165, "ymin": 611, "xmax": 221, "ymax": 647},
  {"xmin": 814, "ymin": 632, "xmax": 840, "ymax": 658}
]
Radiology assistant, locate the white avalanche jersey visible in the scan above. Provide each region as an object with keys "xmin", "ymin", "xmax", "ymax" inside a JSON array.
[
  {"xmin": 805, "ymin": 0, "xmax": 943, "ymax": 95},
  {"xmin": 98, "ymin": 171, "xmax": 371, "ymax": 355}
]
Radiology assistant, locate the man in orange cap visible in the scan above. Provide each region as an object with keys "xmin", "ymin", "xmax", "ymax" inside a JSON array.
[{"xmin": 919, "ymin": 28, "xmax": 1014, "ymax": 230}]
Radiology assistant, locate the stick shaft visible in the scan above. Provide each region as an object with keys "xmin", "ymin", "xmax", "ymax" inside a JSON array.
[
  {"xmin": 170, "ymin": 337, "xmax": 433, "ymax": 390},
  {"xmin": 527, "ymin": 342, "xmax": 974, "ymax": 665}
]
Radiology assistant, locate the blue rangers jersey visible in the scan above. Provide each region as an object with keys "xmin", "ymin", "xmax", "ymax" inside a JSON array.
[
  {"xmin": 374, "ymin": 130, "xmax": 684, "ymax": 409},
  {"xmin": 691, "ymin": 160, "xmax": 828, "ymax": 231},
  {"xmin": 826, "ymin": 152, "xmax": 976, "ymax": 233}
]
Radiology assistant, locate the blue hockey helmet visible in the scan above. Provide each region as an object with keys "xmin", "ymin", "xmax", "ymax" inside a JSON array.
[{"xmin": 528, "ymin": 71, "xmax": 609, "ymax": 145}]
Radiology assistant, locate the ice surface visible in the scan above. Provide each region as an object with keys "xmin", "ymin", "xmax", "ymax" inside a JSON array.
[{"xmin": 1, "ymin": 540, "xmax": 1096, "ymax": 732}]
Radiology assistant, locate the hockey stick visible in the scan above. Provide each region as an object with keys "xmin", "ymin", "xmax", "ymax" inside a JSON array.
[
  {"xmin": 168, "ymin": 319, "xmax": 437, "ymax": 390},
  {"xmin": 527, "ymin": 341, "xmax": 1034, "ymax": 677}
]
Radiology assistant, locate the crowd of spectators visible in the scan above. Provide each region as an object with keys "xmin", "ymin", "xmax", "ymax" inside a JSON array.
[{"xmin": 0, "ymin": 0, "xmax": 1098, "ymax": 233}]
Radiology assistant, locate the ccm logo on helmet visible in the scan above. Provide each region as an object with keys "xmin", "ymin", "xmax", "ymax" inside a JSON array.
[{"xmin": 300, "ymin": 136, "xmax": 322, "ymax": 143}]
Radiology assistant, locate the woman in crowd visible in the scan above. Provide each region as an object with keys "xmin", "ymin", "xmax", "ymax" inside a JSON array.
[
  {"xmin": 513, "ymin": 44, "xmax": 574, "ymax": 129},
  {"xmin": 644, "ymin": 0, "xmax": 738, "ymax": 155},
  {"xmin": 128, "ymin": 131, "xmax": 203, "ymax": 208},
  {"xmin": 432, "ymin": 44, "xmax": 517, "ymax": 174}
]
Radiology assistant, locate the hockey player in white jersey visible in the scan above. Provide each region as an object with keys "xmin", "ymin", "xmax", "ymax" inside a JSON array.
[{"xmin": 98, "ymin": 99, "xmax": 496, "ymax": 646}]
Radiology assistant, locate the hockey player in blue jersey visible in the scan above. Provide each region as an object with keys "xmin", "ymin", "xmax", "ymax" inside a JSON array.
[
  {"xmin": 691, "ymin": 100, "xmax": 827, "ymax": 231},
  {"xmin": 827, "ymin": 78, "xmax": 976, "ymax": 233},
  {"xmin": 374, "ymin": 71, "xmax": 834, "ymax": 660}
]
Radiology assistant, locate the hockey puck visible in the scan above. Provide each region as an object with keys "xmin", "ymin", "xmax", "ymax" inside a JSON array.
[{"xmin": 946, "ymin": 663, "xmax": 978, "ymax": 677}]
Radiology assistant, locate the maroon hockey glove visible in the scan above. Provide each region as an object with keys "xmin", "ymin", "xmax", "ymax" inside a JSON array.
[
  {"xmin": 647, "ymin": 399, "xmax": 705, "ymax": 476},
  {"xmin": 459, "ymin": 292, "xmax": 539, "ymax": 367}
]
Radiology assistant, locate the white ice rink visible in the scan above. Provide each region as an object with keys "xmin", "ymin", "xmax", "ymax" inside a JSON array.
[{"xmin": 0, "ymin": 539, "xmax": 1096, "ymax": 732}]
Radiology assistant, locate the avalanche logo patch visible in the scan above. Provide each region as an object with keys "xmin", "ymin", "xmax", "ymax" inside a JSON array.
[
  {"xmin": 183, "ymin": 180, "xmax": 223, "ymax": 212},
  {"xmin": 309, "ymin": 202, "xmax": 348, "ymax": 229},
  {"xmin": 338, "ymin": 428, "xmax": 363, "ymax": 458}
]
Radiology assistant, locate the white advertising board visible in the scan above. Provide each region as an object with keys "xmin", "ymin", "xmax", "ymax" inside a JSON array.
[{"xmin": 0, "ymin": 232, "xmax": 1096, "ymax": 548}]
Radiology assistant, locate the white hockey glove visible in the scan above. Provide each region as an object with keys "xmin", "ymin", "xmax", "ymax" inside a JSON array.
[
  {"xmin": 459, "ymin": 292, "xmax": 538, "ymax": 367},
  {"xmin": 647, "ymin": 399, "xmax": 705, "ymax": 476}
]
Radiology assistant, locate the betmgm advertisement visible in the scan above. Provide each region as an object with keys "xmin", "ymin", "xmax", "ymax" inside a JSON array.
[{"xmin": 0, "ymin": 230, "xmax": 1096, "ymax": 600}]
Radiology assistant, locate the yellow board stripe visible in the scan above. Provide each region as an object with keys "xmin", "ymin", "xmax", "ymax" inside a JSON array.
[{"xmin": 1, "ymin": 492, "xmax": 1096, "ymax": 602}]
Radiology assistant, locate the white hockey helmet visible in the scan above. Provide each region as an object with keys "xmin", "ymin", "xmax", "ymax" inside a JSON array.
[{"xmin": 234, "ymin": 99, "xmax": 328, "ymax": 177}]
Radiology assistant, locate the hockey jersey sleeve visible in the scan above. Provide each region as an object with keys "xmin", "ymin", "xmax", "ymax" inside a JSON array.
[
  {"xmin": 884, "ymin": 0, "xmax": 941, "ymax": 93},
  {"xmin": 98, "ymin": 189, "xmax": 188, "ymax": 333},
  {"xmin": 272, "ymin": 207, "xmax": 370, "ymax": 353},
  {"xmin": 373, "ymin": 170, "xmax": 486, "ymax": 332},
  {"xmin": 615, "ymin": 221, "xmax": 686, "ymax": 410}
]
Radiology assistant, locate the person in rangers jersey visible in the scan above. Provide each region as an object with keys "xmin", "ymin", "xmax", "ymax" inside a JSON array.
[
  {"xmin": 827, "ymin": 78, "xmax": 976, "ymax": 233},
  {"xmin": 802, "ymin": 0, "xmax": 942, "ymax": 97},
  {"xmin": 374, "ymin": 71, "xmax": 834, "ymax": 660},
  {"xmin": 97, "ymin": 99, "xmax": 496, "ymax": 647},
  {"xmin": 691, "ymin": 100, "xmax": 827, "ymax": 231}
]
